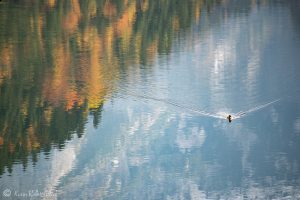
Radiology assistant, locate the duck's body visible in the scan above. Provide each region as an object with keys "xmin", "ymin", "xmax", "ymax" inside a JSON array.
[{"xmin": 227, "ymin": 115, "xmax": 232, "ymax": 123}]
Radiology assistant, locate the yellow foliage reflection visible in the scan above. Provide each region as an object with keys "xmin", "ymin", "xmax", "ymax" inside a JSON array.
[{"xmin": 0, "ymin": 0, "xmax": 204, "ymax": 174}]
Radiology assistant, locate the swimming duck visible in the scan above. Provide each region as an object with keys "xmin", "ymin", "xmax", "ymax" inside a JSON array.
[{"xmin": 227, "ymin": 115, "xmax": 232, "ymax": 123}]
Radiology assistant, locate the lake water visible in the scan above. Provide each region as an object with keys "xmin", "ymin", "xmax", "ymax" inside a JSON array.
[{"xmin": 1, "ymin": 0, "xmax": 300, "ymax": 199}]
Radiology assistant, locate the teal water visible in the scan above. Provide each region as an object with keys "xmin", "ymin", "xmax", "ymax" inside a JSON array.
[{"xmin": 1, "ymin": 0, "xmax": 300, "ymax": 199}]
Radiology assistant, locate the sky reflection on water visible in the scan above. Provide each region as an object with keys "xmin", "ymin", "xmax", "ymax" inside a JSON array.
[{"xmin": 1, "ymin": 0, "xmax": 300, "ymax": 199}]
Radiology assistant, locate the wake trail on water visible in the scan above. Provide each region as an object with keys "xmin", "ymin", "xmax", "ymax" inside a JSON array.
[
  {"xmin": 118, "ymin": 88, "xmax": 219, "ymax": 117},
  {"xmin": 118, "ymin": 88, "xmax": 280, "ymax": 121},
  {"xmin": 233, "ymin": 99, "xmax": 281, "ymax": 119}
]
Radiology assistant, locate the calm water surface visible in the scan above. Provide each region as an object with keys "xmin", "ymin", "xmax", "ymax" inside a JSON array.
[{"xmin": 1, "ymin": 0, "xmax": 300, "ymax": 199}]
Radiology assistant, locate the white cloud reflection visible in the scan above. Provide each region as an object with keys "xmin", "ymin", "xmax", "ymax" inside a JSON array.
[
  {"xmin": 294, "ymin": 118, "xmax": 300, "ymax": 134},
  {"xmin": 43, "ymin": 135, "xmax": 86, "ymax": 197},
  {"xmin": 176, "ymin": 114, "xmax": 206, "ymax": 151}
]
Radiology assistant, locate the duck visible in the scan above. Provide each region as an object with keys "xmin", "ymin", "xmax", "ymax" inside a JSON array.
[{"xmin": 227, "ymin": 115, "xmax": 232, "ymax": 123}]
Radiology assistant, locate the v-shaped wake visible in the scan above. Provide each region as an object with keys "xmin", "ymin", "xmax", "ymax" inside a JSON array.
[{"xmin": 119, "ymin": 88, "xmax": 280, "ymax": 121}]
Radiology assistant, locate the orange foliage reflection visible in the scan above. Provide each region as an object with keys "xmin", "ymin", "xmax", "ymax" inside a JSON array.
[{"xmin": 0, "ymin": 0, "xmax": 204, "ymax": 174}]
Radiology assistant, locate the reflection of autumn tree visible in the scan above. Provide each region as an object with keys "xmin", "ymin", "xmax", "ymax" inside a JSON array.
[{"xmin": 0, "ymin": 0, "xmax": 204, "ymax": 175}]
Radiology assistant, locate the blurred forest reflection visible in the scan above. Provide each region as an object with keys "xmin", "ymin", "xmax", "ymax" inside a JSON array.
[{"xmin": 0, "ymin": 0, "xmax": 203, "ymax": 175}]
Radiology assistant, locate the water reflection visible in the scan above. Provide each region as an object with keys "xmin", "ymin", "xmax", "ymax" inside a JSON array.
[
  {"xmin": 0, "ymin": 0, "xmax": 202, "ymax": 176},
  {"xmin": 1, "ymin": 0, "xmax": 300, "ymax": 199}
]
